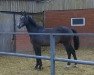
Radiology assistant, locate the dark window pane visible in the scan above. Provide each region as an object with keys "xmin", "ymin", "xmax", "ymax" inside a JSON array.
[{"xmin": 73, "ymin": 19, "xmax": 84, "ymax": 24}]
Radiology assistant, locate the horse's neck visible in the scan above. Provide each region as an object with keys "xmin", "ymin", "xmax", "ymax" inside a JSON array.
[{"xmin": 26, "ymin": 24, "xmax": 43, "ymax": 33}]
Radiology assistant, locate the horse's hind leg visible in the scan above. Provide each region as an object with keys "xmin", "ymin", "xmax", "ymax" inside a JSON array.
[
  {"xmin": 69, "ymin": 45, "xmax": 78, "ymax": 66},
  {"xmin": 66, "ymin": 44, "xmax": 77, "ymax": 67},
  {"xmin": 33, "ymin": 45, "xmax": 43, "ymax": 70},
  {"xmin": 63, "ymin": 43, "xmax": 77, "ymax": 67},
  {"xmin": 63, "ymin": 43, "xmax": 72, "ymax": 66}
]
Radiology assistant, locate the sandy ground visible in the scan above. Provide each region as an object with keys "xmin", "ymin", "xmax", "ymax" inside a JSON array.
[{"xmin": 0, "ymin": 47, "xmax": 94, "ymax": 75}]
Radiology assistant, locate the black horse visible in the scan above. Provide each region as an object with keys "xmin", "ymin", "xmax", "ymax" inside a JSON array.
[{"xmin": 17, "ymin": 14, "xmax": 79, "ymax": 70}]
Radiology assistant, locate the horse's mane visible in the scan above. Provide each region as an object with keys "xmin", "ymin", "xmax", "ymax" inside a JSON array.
[
  {"xmin": 28, "ymin": 16, "xmax": 44, "ymax": 29},
  {"xmin": 28, "ymin": 16, "xmax": 38, "ymax": 27}
]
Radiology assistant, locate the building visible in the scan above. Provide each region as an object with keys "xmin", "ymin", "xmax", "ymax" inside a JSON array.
[
  {"xmin": 0, "ymin": 0, "xmax": 94, "ymax": 52},
  {"xmin": 44, "ymin": 9, "xmax": 94, "ymax": 33}
]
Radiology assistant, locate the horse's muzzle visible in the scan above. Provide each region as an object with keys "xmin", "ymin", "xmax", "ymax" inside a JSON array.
[{"xmin": 17, "ymin": 25, "xmax": 21, "ymax": 29}]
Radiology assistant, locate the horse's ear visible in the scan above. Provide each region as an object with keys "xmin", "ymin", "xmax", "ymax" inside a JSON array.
[
  {"xmin": 20, "ymin": 11, "xmax": 27, "ymax": 16},
  {"xmin": 23, "ymin": 11, "xmax": 27, "ymax": 16},
  {"xmin": 20, "ymin": 11, "xmax": 23, "ymax": 15}
]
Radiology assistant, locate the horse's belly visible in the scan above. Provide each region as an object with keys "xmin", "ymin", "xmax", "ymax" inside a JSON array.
[
  {"xmin": 40, "ymin": 39, "xmax": 50, "ymax": 46},
  {"xmin": 39, "ymin": 36, "xmax": 61, "ymax": 46},
  {"xmin": 35, "ymin": 36, "xmax": 50, "ymax": 46},
  {"xmin": 32, "ymin": 35, "xmax": 61, "ymax": 46}
]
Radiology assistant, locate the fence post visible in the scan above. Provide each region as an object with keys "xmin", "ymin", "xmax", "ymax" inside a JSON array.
[
  {"xmin": 13, "ymin": 13, "xmax": 16, "ymax": 52},
  {"xmin": 50, "ymin": 34, "xmax": 55, "ymax": 75}
]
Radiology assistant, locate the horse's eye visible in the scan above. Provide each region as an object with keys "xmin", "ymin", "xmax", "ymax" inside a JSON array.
[{"xmin": 20, "ymin": 18, "xmax": 23, "ymax": 20}]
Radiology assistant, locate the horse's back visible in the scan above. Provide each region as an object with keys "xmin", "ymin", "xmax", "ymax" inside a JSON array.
[
  {"xmin": 53, "ymin": 26, "xmax": 74, "ymax": 43},
  {"xmin": 54, "ymin": 26, "xmax": 73, "ymax": 33},
  {"xmin": 40, "ymin": 26, "xmax": 71, "ymax": 33},
  {"xmin": 31, "ymin": 26, "xmax": 73, "ymax": 46}
]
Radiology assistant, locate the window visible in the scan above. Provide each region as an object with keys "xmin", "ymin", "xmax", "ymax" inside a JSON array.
[{"xmin": 71, "ymin": 18, "xmax": 85, "ymax": 26}]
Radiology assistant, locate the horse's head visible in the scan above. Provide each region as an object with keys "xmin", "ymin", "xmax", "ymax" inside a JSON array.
[
  {"xmin": 17, "ymin": 14, "xmax": 32, "ymax": 29},
  {"xmin": 17, "ymin": 12, "xmax": 39, "ymax": 33}
]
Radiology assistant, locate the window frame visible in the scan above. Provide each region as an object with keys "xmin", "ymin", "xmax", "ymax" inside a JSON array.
[{"xmin": 71, "ymin": 18, "xmax": 85, "ymax": 26}]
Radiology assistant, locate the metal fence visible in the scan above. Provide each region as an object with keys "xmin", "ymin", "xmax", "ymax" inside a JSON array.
[{"xmin": 0, "ymin": 32, "xmax": 94, "ymax": 75}]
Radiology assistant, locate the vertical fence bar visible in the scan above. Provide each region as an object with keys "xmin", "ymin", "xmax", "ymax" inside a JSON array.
[
  {"xmin": 50, "ymin": 34, "xmax": 55, "ymax": 75},
  {"xmin": 13, "ymin": 14, "xmax": 16, "ymax": 52}
]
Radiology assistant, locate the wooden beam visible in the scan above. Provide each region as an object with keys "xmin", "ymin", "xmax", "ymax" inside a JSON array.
[{"xmin": 0, "ymin": 11, "xmax": 43, "ymax": 15}]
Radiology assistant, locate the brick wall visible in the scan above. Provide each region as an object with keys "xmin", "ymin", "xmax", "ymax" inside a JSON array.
[
  {"xmin": 44, "ymin": 9, "xmax": 94, "ymax": 33},
  {"xmin": 44, "ymin": 9, "xmax": 94, "ymax": 48},
  {"xmin": 16, "ymin": 34, "xmax": 33, "ymax": 54}
]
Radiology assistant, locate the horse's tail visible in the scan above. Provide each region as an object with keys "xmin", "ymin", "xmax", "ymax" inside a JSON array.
[{"xmin": 71, "ymin": 29, "xmax": 80, "ymax": 50}]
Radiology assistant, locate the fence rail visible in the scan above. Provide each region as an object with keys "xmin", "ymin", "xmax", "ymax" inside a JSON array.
[
  {"xmin": 1, "ymin": 32, "xmax": 94, "ymax": 36},
  {"xmin": 0, "ymin": 52, "xmax": 94, "ymax": 65},
  {"xmin": 0, "ymin": 32, "xmax": 94, "ymax": 75}
]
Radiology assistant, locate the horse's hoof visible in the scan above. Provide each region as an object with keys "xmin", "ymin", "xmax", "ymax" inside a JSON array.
[
  {"xmin": 65, "ymin": 65, "xmax": 70, "ymax": 68},
  {"xmin": 64, "ymin": 65, "xmax": 71, "ymax": 70},
  {"xmin": 38, "ymin": 67, "xmax": 43, "ymax": 71},
  {"xmin": 34, "ymin": 66, "xmax": 38, "ymax": 70},
  {"xmin": 64, "ymin": 65, "xmax": 70, "ymax": 69},
  {"xmin": 73, "ymin": 65, "xmax": 78, "ymax": 68},
  {"xmin": 34, "ymin": 65, "xmax": 43, "ymax": 71}
]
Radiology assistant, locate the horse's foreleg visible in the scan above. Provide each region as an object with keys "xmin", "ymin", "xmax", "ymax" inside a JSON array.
[{"xmin": 33, "ymin": 46, "xmax": 43, "ymax": 70}]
